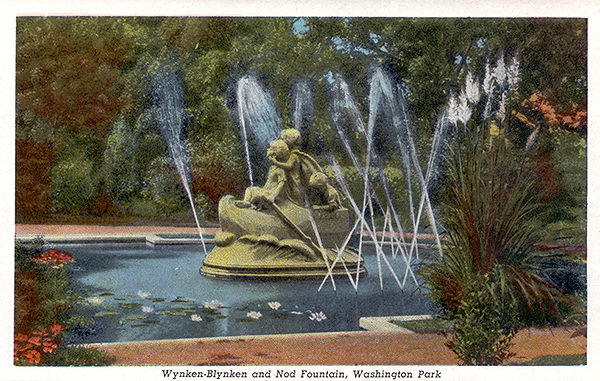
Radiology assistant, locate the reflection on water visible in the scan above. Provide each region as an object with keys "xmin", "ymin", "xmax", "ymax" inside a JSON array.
[{"xmin": 54, "ymin": 243, "xmax": 436, "ymax": 344}]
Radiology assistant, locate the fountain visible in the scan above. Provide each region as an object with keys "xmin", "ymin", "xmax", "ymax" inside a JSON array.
[
  {"xmin": 150, "ymin": 59, "xmax": 208, "ymax": 254},
  {"xmin": 200, "ymin": 68, "xmax": 442, "ymax": 283}
]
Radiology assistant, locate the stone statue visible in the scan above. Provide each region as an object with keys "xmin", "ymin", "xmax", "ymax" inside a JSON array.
[
  {"xmin": 235, "ymin": 139, "xmax": 291, "ymax": 210},
  {"xmin": 200, "ymin": 129, "xmax": 366, "ymax": 280}
]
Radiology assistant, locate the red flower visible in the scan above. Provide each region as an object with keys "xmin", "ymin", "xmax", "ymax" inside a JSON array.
[
  {"xmin": 30, "ymin": 249, "xmax": 74, "ymax": 267},
  {"xmin": 14, "ymin": 322, "xmax": 64, "ymax": 364}
]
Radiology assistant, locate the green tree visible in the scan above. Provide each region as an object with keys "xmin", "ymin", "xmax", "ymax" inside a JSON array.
[{"xmin": 306, "ymin": 18, "xmax": 586, "ymax": 134}]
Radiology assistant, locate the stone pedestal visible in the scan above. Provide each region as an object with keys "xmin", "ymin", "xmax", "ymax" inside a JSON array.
[{"xmin": 200, "ymin": 195, "xmax": 366, "ymax": 280}]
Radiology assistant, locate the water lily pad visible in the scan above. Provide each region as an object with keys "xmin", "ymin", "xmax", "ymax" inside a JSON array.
[
  {"xmin": 95, "ymin": 311, "xmax": 121, "ymax": 318},
  {"xmin": 114, "ymin": 297, "xmax": 127, "ymax": 301},
  {"xmin": 265, "ymin": 313, "xmax": 289, "ymax": 320},
  {"xmin": 201, "ymin": 307, "xmax": 223, "ymax": 315},
  {"xmin": 119, "ymin": 315, "xmax": 145, "ymax": 324},
  {"xmin": 237, "ymin": 318, "xmax": 259, "ymax": 323},
  {"xmin": 99, "ymin": 292, "xmax": 114, "ymax": 297},
  {"xmin": 119, "ymin": 302, "xmax": 142, "ymax": 309},
  {"xmin": 149, "ymin": 297, "xmax": 166, "ymax": 303},
  {"xmin": 171, "ymin": 297, "xmax": 195, "ymax": 303},
  {"xmin": 157, "ymin": 311, "xmax": 186, "ymax": 317}
]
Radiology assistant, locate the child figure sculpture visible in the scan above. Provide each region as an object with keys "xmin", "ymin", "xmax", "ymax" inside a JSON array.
[
  {"xmin": 236, "ymin": 139, "xmax": 290, "ymax": 210},
  {"xmin": 308, "ymin": 172, "xmax": 343, "ymax": 211},
  {"xmin": 267, "ymin": 128, "xmax": 304, "ymax": 205}
]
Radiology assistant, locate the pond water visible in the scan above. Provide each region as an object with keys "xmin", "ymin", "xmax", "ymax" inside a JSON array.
[{"xmin": 52, "ymin": 243, "xmax": 436, "ymax": 344}]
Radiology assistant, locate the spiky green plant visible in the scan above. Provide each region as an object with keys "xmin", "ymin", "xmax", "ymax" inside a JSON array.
[{"xmin": 420, "ymin": 134, "xmax": 578, "ymax": 364}]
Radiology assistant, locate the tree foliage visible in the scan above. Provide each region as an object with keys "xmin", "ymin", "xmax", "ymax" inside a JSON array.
[
  {"xmin": 15, "ymin": 17, "xmax": 586, "ymax": 222},
  {"xmin": 16, "ymin": 17, "xmax": 131, "ymax": 135}
]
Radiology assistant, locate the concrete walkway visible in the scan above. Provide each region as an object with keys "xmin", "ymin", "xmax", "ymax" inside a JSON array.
[
  {"xmin": 89, "ymin": 327, "xmax": 586, "ymax": 365},
  {"xmin": 15, "ymin": 224, "xmax": 220, "ymax": 236}
]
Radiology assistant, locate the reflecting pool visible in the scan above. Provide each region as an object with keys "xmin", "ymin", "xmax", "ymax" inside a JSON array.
[{"xmin": 52, "ymin": 243, "xmax": 436, "ymax": 344}]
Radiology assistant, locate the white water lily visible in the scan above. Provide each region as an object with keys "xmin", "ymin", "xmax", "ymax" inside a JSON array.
[
  {"xmin": 204, "ymin": 300, "xmax": 224, "ymax": 309},
  {"xmin": 309, "ymin": 311, "xmax": 327, "ymax": 322},
  {"xmin": 247, "ymin": 311, "xmax": 262, "ymax": 319},
  {"xmin": 290, "ymin": 311, "xmax": 304, "ymax": 315},
  {"xmin": 190, "ymin": 314, "xmax": 203, "ymax": 322},
  {"xmin": 142, "ymin": 306, "xmax": 154, "ymax": 314},
  {"xmin": 137, "ymin": 290, "xmax": 151, "ymax": 299},
  {"xmin": 268, "ymin": 301, "xmax": 281, "ymax": 310},
  {"xmin": 86, "ymin": 296, "xmax": 104, "ymax": 305}
]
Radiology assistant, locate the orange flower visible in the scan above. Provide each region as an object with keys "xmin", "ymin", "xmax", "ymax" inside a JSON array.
[
  {"xmin": 49, "ymin": 324, "xmax": 64, "ymax": 334},
  {"xmin": 27, "ymin": 336, "xmax": 41, "ymax": 345},
  {"xmin": 14, "ymin": 322, "xmax": 64, "ymax": 364}
]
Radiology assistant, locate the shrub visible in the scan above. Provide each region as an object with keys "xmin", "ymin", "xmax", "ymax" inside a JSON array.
[
  {"xmin": 15, "ymin": 139, "xmax": 58, "ymax": 220},
  {"xmin": 102, "ymin": 116, "xmax": 139, "ymax": 203},
  {"xmin": 141, "ymin": 156, "xmax": 190, "ymax": 219},
  {"xmin": 43, "ymin": 345, "xmax": 115, "ymax": 366},
  {"xmin": 50, "ymin": 151, "xmax": 101, "ymax": 213},
  {"xmin": 189, "ymin": 135, "xmax": 246, "ymax": 220},
  {"xmin": 442, "ymin": 276, "xmax": 518, "ymax": 365}
]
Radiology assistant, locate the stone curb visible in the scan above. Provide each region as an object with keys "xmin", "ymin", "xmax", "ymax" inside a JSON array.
[{"xmin": 359, "ymin": 314, "xmax": 433, "ymax": 333}]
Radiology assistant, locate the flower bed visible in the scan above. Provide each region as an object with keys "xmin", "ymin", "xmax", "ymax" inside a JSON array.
[{"xmin": 14, "ymin": 240, "xmax": 115, "ymax": 366}]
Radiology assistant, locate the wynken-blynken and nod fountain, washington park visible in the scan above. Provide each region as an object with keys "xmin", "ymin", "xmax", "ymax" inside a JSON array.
[{"xmin": 194, "ymin": 68, "xmax": 448, "ymax": 289}]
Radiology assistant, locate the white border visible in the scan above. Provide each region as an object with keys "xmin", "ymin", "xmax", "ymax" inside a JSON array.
[{"xmin": 2, "ymin": 1, "xmax": 597, "ymax": 380}]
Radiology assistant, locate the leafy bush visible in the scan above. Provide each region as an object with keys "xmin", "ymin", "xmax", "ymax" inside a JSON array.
[
  {"xmin": 50, "ymin": 150, "xmax": 101, "ymax": 213},
  {"xmin": 103, "ymin": 116, "xmax": 139, "ymax": 202},
  {"xmin": 15, "ymin": 139, "xmax": 58, "ymax": 220},
  {"xmin": 336, "ymin": 164, "xmax": 416, "ymax": 230},
  {"xmin": 189, "ymin": 135, "xmax": 246, "ymax": 220},
  {"xmin": 442, "ymin": 277, "xmax": 518, "ymax": 365},
  {"xmin": 43, "ymin": 345, "xmax": 115, "ymax": 366},
  {"xmin": 141, "ymin": 156, "xmax": 191, "ymax": 219}
]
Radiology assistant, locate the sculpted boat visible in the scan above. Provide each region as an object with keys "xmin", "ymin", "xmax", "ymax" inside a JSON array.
[{"xmin": 200, "ymin": 195, "xmax": 366, "ymax": 279}]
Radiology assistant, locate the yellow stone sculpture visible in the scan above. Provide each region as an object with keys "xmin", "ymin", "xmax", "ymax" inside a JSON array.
[{"xmin": 201, "ymin": 129, "xmax": 366, "ymax": 279}]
